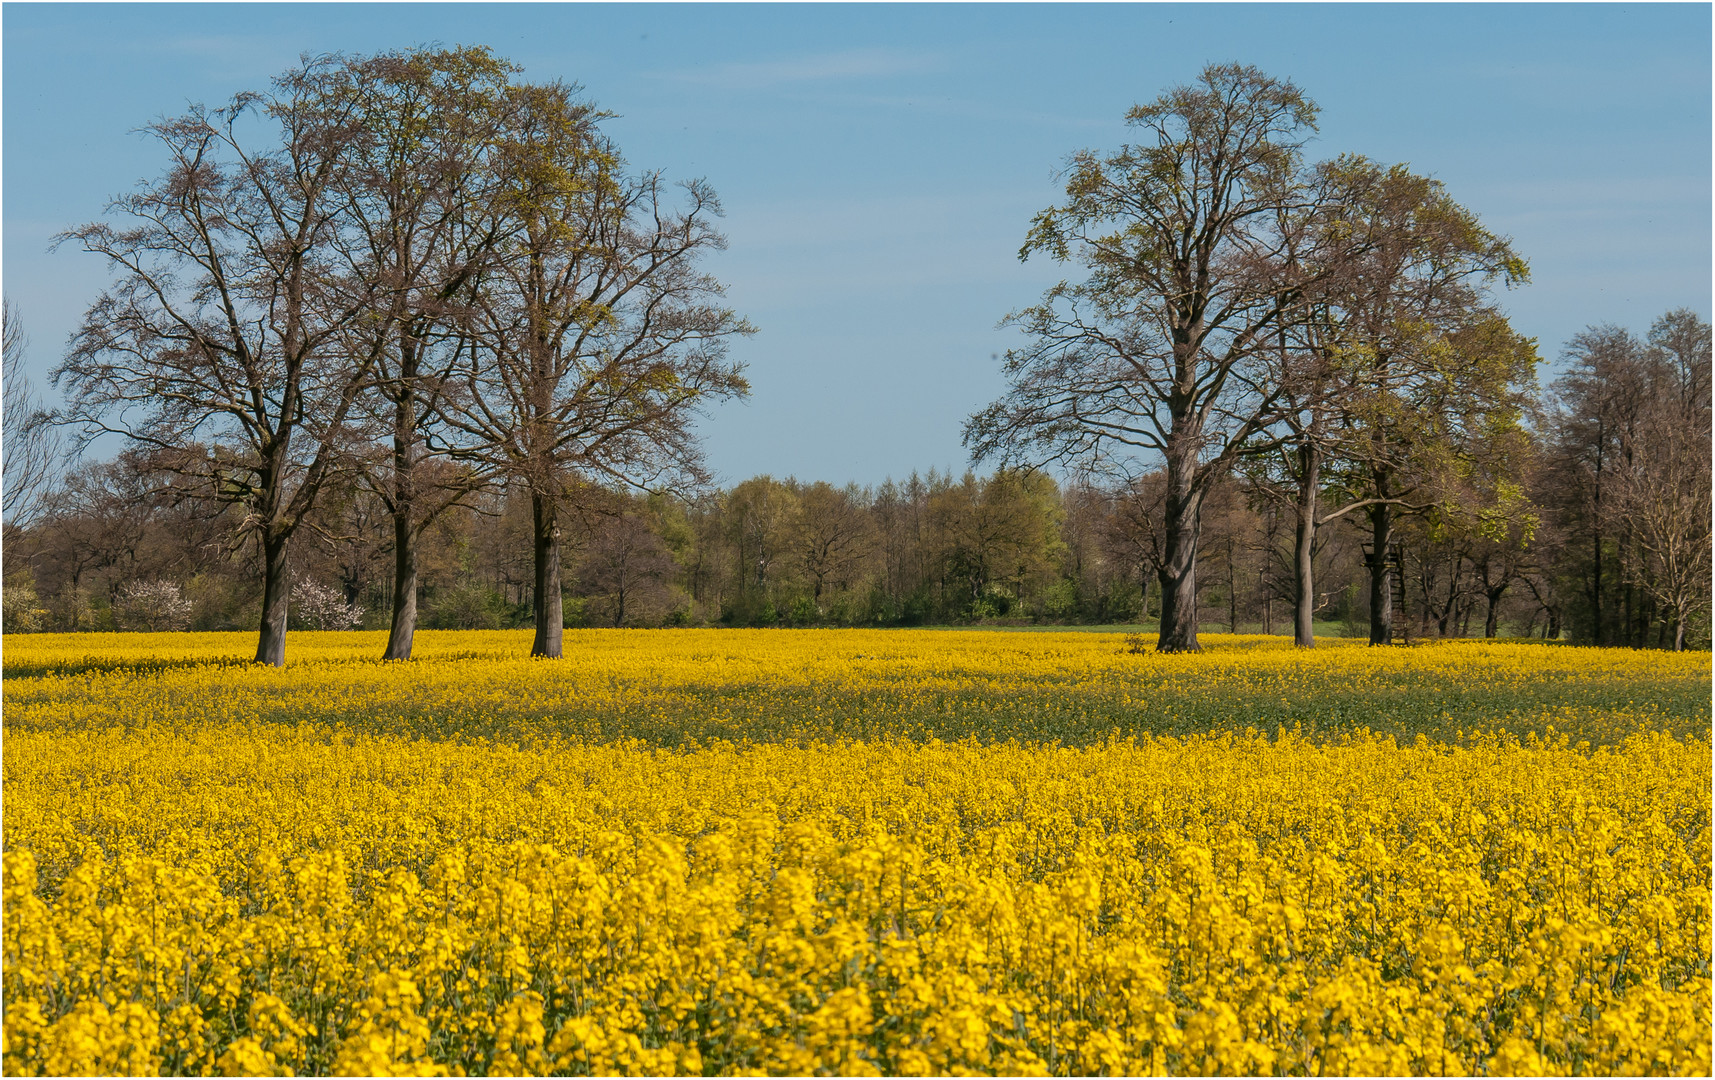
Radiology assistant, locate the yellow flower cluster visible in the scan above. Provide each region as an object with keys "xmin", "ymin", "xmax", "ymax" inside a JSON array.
[
  {"xmin": 4, "ymin": 629, "xmax": 1706, "ymax": 747},
  {"xmin": 3, "ymin": 631, "xmax": 1709, "ymax": 1075}
]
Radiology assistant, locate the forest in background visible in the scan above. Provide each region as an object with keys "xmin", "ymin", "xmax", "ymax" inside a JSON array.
[{"xmin": 4, "ymin": 303, "xmax": 1709, "ymax": 648}]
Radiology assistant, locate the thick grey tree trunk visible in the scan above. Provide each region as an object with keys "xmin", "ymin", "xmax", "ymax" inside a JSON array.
[
  {"xmin": 255, "ymin": 531, "xmax": 291, "ymax": 666},
  {"xmin": 1156, "ymin": 452, "xmax": 1202, "ymax": 653},
  {"xmin": 531, "ymin": 489, "xmax": 564, "ymax": 658},
  {"xmin": 383, "ymin": 508, "xmax": 417, "ymax": 660}
]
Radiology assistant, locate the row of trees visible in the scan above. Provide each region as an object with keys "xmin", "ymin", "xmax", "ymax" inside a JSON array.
[
  {"xmin": 1539, "ymin": 314, "xmax": 1712, "ymax": 650},
  {"xmin": 3, "ymin": 57, "xmax": 1707, "ymax": 654},
  {"xmin": 5, "ymin": 305, "xmax": 1708, "ymax": 648},
  {"xmin": 969, "ymin": 64, "xmax": 1544, "ymax": 652},
  {"xmin": 25, "ymin": 48, "xmax": 750, "ymax": 664}
]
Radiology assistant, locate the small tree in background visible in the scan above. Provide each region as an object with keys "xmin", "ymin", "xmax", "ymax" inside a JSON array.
[
  {"xmin": 112, "ymin": 579, "xmax": 194, "ymax": 632},
  {"xmin": 577, "ymin": 512, "xmax": 678, "ymax": 627},
  {"xmin": 292, "ymin": 578, "xmax": 365, "ymax": 631},
  {"xmin": 2, "ymin": 572, "xmax": 48, "ymax": 633}
]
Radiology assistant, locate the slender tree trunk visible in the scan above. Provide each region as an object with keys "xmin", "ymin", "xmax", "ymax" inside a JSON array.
[
  {"xmin": 1438, "ymin": 555, "xmax": 1459, "ymax": 637},
  {"xmin": 1620, "ymin": 540, "xmax": 1634, "ymax": 645},
  {"xmin": 531, "ymin": 489, "xmax": 563, "ymax": 658},
  {"xmin": 1226, "ymin": 537, "xmax": 1238, "ymax": 634},
  {"xmin": 1590, "ymin": 429, "xmax": 1605, "ymax": 645},
  {"xmin": 255, "ymin": 531, "xmax": 290, "ymax": 666},
  {"xmin": 1156, "ymin": 453, "xmax": 1202, "ymax": 653},
  {"xmin": 383, "ymin": 404, "xmax": 419, "ymax": 660},
  {"xmin": 1367, "ymin": 503, "xmax": 1393, "ymax": 645},
  {"xmin": 1485, "ymin": 586, "xmax": 1505, "ymax": 638},
  {"xmin": 1673, "ymin": 614, "xmax": 1686, "ymax": 652},
  {"xmin": 1293, "ymin": 444, "xmax": 1321, "ymax": 648}
]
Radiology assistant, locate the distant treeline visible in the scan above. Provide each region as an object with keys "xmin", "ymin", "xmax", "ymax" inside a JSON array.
[{"xmin": 5, "ymin": 303, "xmax": 1708, "ymax": 648}]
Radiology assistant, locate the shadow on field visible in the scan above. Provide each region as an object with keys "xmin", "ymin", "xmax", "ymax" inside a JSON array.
[{"xmin": 2, "ymin": 655, "xmax": 259, "ymax": 681}]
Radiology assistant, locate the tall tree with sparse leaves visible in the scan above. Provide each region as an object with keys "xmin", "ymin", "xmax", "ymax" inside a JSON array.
[
  {"xmin": 440, "ymin": 81, "xmax": 752, "ymax": 658},
  {"xmin": 968, "ymin": 64, "xmax": 1343, "ymax": 652}
]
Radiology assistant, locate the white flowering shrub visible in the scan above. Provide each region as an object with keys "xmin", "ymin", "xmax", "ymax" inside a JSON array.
[
  {"xmin": 113, "ymin": 579, "xmax": 194, "ymax": 632},
  {"xmin": 293, "ymin": 578, "xmax": 365, "ymax": 631}
]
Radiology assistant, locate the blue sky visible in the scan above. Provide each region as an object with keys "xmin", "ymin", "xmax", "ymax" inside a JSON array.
[{"xmin": 4, "ymin": 3, "xmax": 1709, "ymax": 487}]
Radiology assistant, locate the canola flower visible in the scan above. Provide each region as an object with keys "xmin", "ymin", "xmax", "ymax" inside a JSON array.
[
  {"xmin": 2, "ymin": 630, "xmax": 1709, "ymax": 1076},
  {"xmin": 3, "ymin": 629, "xmax": 1706, "ymax": 747}
]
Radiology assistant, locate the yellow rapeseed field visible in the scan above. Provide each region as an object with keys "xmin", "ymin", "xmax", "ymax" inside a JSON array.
[{"xmin": 3, "ymin": 630, "xmax": 1709, "ymax": 1076}]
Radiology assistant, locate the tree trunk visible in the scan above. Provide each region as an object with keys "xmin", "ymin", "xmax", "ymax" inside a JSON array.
[
  {"xmin": 255, "ymin": 531, "xmax": 290, "ymax": 666},
  {"xmin": 1293, "ymin": 444, "xmax": 1320, "ymax": 648},
  {"xmin": 1438, "ymin": 556, "xmax": 1459, "ymax": 637},
  {"xmin": 1156, "ymin": 457, "xmax": 1202, "ymax": 653},
  {"xmin": 1226, "ymin": 537, "xmax": 1238, "ymax": 634},
  {"xmin": 531, "ymin": 489, "xmax": 564, "ymax": 658},
  {"xmin": 383, "ymin": 507, "xmax": 417, "ymax": 660},
  {"xmin": 1590, "ymin": 428, "xmax": 1604, "ymax": 645},
  {"xmin": 383, "ymin": 411, "xmax": 419, "ymax": 660},
  {"xmin": 1590, "ymin": 526, "xmax": 1604, "ymax": 645},
  {"xmin": 1367, "ymin": 495, "xmax": 1393, "ymax": 646},
  {"xmin": 1484, "ymin": 585, "xmax": 1505, "ymax": 638}
]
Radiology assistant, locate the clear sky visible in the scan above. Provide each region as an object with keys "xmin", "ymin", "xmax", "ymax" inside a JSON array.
[{"xmin": 4, "ymin": 2, "xmax": 1709, "ymax": 487}]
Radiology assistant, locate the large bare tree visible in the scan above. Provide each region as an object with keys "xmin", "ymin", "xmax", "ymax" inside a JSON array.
[
  {"xmin": 442, "ymin": 81, "xmax": 752, "ymax": 658},
  {"xmin": 53, "ymin": 57, "xmax": 389, "ymax": 665}
]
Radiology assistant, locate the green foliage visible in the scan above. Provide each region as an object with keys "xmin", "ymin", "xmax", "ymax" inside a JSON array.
[{"xmin": 423, "ymin": 584, "xmax": 515, "ymax": 631}]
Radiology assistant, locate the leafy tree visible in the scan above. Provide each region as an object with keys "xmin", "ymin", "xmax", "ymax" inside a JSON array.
[
  {"xmin": 722, "ymin": 476, "xmax": 798, "ymax": 623},
  {"xmin": 968, "ymin": 65, "xmax": 1340, "ymax": 651},
  {"xmin": 788, "ymin": 482, "xmax": 875, "ymax": 608},
  {"xmin": 1246, "ymin": 160, "xmax": 1532, "ymax": 646},
  {"xmin": 440, "ymin": 81, "xmax": 752, "ymax": 657},
  {"xmin": 331, "ymin": 47, "xmax": 522, "ymax": 660},
  {"xmin": 927, "ymin": 470, "xmax": 1063, "ymax": 619}
]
